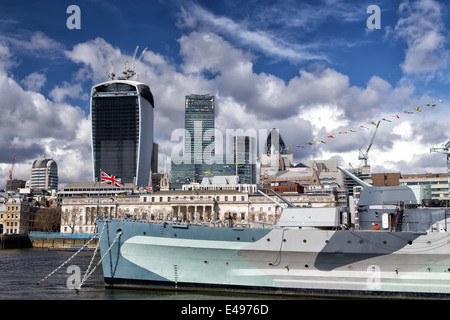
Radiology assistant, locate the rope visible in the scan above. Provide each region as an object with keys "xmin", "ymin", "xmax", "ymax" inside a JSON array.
[
  {"xmin": 78, "ymin": 220, "xmax": 107, "ymax": 288},
  {"xmin": 35, "ymin": 234, "xmax": 98, "ymax": 285},
  {"xmin": 75, "ymin": 229, "xmax": 122, "ymax": 292}
]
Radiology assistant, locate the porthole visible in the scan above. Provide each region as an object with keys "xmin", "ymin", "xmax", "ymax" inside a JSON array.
[
  {"xmin": 267, "ymin": 238, "xmax": 270, "ymax": 242},
  {"xmin": 303, "ymin": 239, "xmax": 307, "ymax": 243}
]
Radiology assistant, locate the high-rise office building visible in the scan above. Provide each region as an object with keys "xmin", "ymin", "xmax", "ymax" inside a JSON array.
[
  {"xmin": 30, "ymin": 158, "xmax": 58, "ymax": 190},
  {"xmin": 171, "ymin": 95, "xmax": 215, "ymax": 189},
  {"xmin": 90, "ymin": 80, "xmax": 155, "ymax": 186},
  {"xmin": 234, "ymin": 135, "xmax": 257, "ymax": 184},
  {"xmin": 185, "ymin": 94, "xmax": 215, "ymax": 163}
]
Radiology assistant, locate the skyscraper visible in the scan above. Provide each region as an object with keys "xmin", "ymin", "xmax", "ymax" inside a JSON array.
[
  {"xmin": 90, "ymin": 80, "xmax": 155, "ymax": 186},
  {"xmin": 171, "ymin": 94, "xmax": 216, "ymax": 189},
  {"xmin": 30, "ymin": 158, "xmax": 58, "ymax": 190},
  {"xmin": 185, "ymin": 94, "xmax": 215, "ymax": 163},
  {"xmin": 234, "ymin": 135, "xmax": 257, "ymax": 184}
]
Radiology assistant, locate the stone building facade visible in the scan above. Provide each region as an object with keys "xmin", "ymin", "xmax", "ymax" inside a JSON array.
[{"xmin": 60, "ymin": 189, "xmax": 339, "ymax": 234}]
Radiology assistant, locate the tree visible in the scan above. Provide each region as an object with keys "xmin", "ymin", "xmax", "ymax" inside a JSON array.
[{"xmin": 35, "ymin": 207, "xmax": 61, "ymax": 232}]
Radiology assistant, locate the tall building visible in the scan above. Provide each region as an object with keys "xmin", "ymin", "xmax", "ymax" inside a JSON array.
[
  {"xmin": 184, "ymin": 94, "xmax": 215, "ymax": 163},
  {"xmin": 90, "ymin": 80, "xmax": 155, "ymax": 186},
  {"xmin": 30, "ymin": 158, "xmax": 58, "ymax": 191},
  {"xmin": 171, "ymin": 94, "xmax": 215, "ymax": 189},
  {"xmin": 171, "ymin": 95, "xmax": 257, "ymax": 189},
  {"xmin": 234, "ymin": 135, "xmax": 257, "ymax": 184}
]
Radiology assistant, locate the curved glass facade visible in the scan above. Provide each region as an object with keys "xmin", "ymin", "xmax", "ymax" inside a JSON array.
[{"xmin": 91, "ymin": 80, "xmax": 154, "ymax": 186}]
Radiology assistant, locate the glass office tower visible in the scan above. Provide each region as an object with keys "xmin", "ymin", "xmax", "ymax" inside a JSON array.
[
  {"xmin": 185, "ymin": 94, "xmax": 215, "ymax": 163},
  {"xmin": 91, "ymin": 80, "xmax": 154, "ymax": 186},
  {"xmin": 170, "ymin": 94, "xmax": 215, "ymax": 189},
  {"xmin": 234, "ymin": 135, "xmax": 257, "ymax": 184}
]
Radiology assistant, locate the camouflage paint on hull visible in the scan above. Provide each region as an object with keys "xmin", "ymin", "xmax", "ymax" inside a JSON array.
[{"xmin": 98, "ymin": 219, "xmax": 450, "ymax": 297}]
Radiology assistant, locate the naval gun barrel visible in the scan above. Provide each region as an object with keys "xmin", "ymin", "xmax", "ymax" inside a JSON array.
[
  {"xmin": 337, "ymin": 166, "xmax": 372, "ymax": 188},
  {"xmin": 257, "ymin": 190, "xmax": 286, "ymax": 208}
]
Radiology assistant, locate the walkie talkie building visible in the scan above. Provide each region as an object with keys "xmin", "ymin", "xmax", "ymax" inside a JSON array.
[{"xmin": 90, "ymin": 80, "xmax": 155, "ymax": 186}]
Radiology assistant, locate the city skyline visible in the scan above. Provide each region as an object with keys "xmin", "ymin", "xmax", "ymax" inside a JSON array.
[{"xmin": 1, "ymin": 0, "xmax": 450, "ymax": 188}]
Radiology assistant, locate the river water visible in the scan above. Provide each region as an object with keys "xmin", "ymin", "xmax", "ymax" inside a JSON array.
[{"xmin": 0, "ymin": 248, "xmax": 291, "ymax": 301}]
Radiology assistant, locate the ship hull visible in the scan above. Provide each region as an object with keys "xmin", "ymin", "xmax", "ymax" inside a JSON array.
[{"xmin": 98, "ymin": 219, "xmax": 450, "ymax": 298}]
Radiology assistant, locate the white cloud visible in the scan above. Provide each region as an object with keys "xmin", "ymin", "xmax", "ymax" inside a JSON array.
[
  {"xmin": 0, "ymin": 69, "xmax": 90, "ymax": 187},
  {"xmin": 179, "ymin": 3, "xmax": 326, "ymax": 63},
  {"xmin": 20, "ymin": 72, "xmax": 46, "ymax": 92},
  {"xmin": 394, "ymin": 0, "xmax": 448, "ymax": 74},
  {"xmin": 0, "ymin": 31, "xmax": 64, "ymax": 58},
  {"xmin": 49, "ymin": 81, "xmax": 86, "ymax": 102}
]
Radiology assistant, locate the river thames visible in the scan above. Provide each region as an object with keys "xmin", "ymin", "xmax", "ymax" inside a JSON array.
[{"xmin": 0, "ymin": 248, "xmax": 293, "ymax": 300}]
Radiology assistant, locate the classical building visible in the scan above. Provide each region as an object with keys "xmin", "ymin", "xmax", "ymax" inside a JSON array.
[
  {"xmin": 0, "ymin": 197, "xmax": 30, "ymax": 234},
  {"xmin": 60, "ymin": 190, "xmax": 338, "ymax": 234}
]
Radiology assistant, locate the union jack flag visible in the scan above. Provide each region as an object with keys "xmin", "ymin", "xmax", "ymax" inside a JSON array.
[{"xmin": 101, "ymin": 171, "xmax": 124, "ymax": 187}]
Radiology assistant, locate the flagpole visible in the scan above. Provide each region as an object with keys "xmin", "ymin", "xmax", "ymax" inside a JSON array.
[{"xmin": 96, "ymin": 168, "xmax": 101, "ymax": 222}]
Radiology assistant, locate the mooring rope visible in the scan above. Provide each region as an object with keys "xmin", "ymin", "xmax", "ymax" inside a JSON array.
[
  {"xmin": 35, "ymin": 234, "xmax": 98, "ymax": 286},
  {"xmin": 75, "ymin": 229, "xmax": 122, "ymax": 292},
  {"xmin": 78, "ymin": 220, "xmax": 107, "ymax": 289}
]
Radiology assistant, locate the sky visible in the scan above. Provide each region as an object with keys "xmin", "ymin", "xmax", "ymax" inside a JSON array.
[{"xmin": 0, "ymin": 0, "xmax": 450, "ymax": 188}]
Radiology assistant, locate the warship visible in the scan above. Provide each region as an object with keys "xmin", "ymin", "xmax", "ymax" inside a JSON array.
[{"xmin": 97, "ymin": 166, "xmax": 450, "ymax": 298}]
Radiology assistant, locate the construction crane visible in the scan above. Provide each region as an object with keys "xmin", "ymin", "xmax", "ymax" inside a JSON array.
[
  {"xmin": 106, "ymin": 44, "xmax": 115, "ymax": 81},
  {"xmin": 8, "ymin": 155, "xmax": 16, "ymax": 181},
  {"xmin": 430, "ymin": 141, "xmax": 450, "ymax": 197},
  {"xmin": 122, "ymin": 46, "xmax": 147, "ymax": 80},
  {"xmin": 6, "ymin": 155, "xmax": 16, "ymax": 192},
  {"xmin": 358, "ymin": 120, "xmax": 381, "ymax": 167}
]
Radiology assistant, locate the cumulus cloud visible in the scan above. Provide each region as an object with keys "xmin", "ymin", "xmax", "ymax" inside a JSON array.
[
  {"xmin": 49, "ymin": 81, "xmax": 87, "ymax": 103},
  {"xmin": 0, "ymin": 69, "xmax": 90, "ymax": 187},
  {"xmin": 20, "ymin": 72, "xmax": 46, "ymax": 92},
  {"xmin": 394, "ymin": 0, "xmax": 448, "ymax": 74}
]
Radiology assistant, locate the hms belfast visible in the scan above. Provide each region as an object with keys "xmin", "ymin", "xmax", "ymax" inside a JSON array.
[{"xmin": 97, "ymin": 164, "xmax": 450, "ymax": 298}]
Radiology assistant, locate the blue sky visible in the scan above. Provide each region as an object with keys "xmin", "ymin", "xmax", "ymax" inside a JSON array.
[{"xmin": 0, "ymin": 0, "xmax": 449, "ymax": 187}]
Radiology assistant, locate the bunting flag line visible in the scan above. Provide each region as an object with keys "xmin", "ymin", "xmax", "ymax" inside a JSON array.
[{"xmin": 285, "ymin": 97, "xmax": 446, "ymax": 151}]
